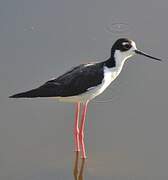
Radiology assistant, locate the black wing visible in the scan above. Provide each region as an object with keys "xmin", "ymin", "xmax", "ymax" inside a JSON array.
[{"xmin": 10, "ymin": 62, "xmax": 104, "ymax": 98}]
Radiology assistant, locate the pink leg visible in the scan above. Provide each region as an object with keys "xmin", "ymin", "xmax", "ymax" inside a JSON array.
[
  {"xmin": 74, "ymin": 102, "xmax": 80, "ymax": 152},
  {"xmin": 79, "ymin": 101, "xmax": 89, "ymax": 159}
]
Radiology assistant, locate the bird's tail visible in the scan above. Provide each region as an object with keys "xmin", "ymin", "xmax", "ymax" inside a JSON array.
[{"xmin": 9, "ymin": 88, "xmax": 43, "ymax": 98}]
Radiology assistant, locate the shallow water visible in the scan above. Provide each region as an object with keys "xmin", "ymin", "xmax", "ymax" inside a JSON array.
[{"xmin": 1, "ymin": 0, "xmax": 168, "ymax": 180}]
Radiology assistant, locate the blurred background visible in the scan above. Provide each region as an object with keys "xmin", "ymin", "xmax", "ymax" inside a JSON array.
[{"xmin": 0, "ymin": 0, "xmax": 168, "ymax": 179}]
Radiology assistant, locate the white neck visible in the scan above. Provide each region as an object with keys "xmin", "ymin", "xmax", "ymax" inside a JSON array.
[{"xmin": 113, "ymin": 50, "xmax": 129, "ymax": 73}]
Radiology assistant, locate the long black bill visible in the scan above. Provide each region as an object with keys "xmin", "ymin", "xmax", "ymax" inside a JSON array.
[{"xmin": 135, "ymin": 50, "xmax": 162, "ymax": 61}]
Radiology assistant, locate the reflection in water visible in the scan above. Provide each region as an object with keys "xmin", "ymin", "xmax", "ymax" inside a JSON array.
[{"xmin": 73, "ymin": 151, "xmax": 86, "ymax": 180}]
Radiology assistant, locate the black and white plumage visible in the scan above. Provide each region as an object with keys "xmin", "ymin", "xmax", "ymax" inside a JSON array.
[
  {"xmin": 9, "ymin": 38, "xmax": 162, "ymax": 159},
  {"xmin": 10, "ymin": 38, "xmax": 162, "ymax": 103},
  {"xmin": 10, "ymin": 62, "xmax": 113, "ymax": 102}
]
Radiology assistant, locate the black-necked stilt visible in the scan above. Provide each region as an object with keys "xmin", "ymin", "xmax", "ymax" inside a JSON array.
[{"xmin": 9, "ymin": 38, "xmax": 162, "ymax": 158}]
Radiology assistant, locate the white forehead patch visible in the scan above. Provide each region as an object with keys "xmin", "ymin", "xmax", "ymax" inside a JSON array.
[{"xmin": 131, "ymin": 40, "xmax": 137, "ymax": 49}]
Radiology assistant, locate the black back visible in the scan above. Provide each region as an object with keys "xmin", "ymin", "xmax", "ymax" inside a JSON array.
[
  {"xmin": 10, "ymin": 62, "xmax": 105, "ymax": 98},
  {"xmin": 42, "ymin": 62, "xmax": 105, "ymax": 97}
]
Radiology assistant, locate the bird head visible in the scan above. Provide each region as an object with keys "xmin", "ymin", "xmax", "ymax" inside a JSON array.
[{"xmin": 111, "ymin": 38, "xmax": 162, "ymax": 63}]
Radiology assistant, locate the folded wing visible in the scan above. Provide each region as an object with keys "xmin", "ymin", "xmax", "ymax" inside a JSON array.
[{"xmin": 9, "ymin": 62, "xmax": 104, "ymax": 98}]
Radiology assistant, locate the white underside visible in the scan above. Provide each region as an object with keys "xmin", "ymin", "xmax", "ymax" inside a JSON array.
[{"xmin": 54, "ymin": 64, "xmax": 124, "ymax": 104}]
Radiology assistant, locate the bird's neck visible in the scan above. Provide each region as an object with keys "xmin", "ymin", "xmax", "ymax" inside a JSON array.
[
  {"xmin": 104, "ymin": 50, "xmax": 116, "ymax": 68},
  {"xmin": 104, "ymin": 50, "xmax": 126, "ymax": 70},
  {"xmin": 114, "ymin": 50, "xmax": 128, "ymax": 70}
]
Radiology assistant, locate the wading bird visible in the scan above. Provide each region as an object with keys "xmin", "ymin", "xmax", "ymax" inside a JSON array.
[{"xmin": 10, "ymin": 38, "xmax": 162, "ymax": 159}]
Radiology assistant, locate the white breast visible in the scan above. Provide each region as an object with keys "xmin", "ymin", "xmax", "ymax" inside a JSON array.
[{"xmin": 85, "ymin": 66, "xmax": 121, "ymax": 100}]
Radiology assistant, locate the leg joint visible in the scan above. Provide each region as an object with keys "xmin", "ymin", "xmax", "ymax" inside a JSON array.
[{"xmin": 79, "ymin": 132, "xmax": 84, "ymax": 141}]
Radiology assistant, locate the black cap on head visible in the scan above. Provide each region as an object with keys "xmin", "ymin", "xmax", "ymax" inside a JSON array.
[
  {"xmin": 111, "ymin": 38, "xmax": 162, "ymax": 62},
  {"xmin": 111, "ymin": 38, "xmax": 133, "ymax": 54}
]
